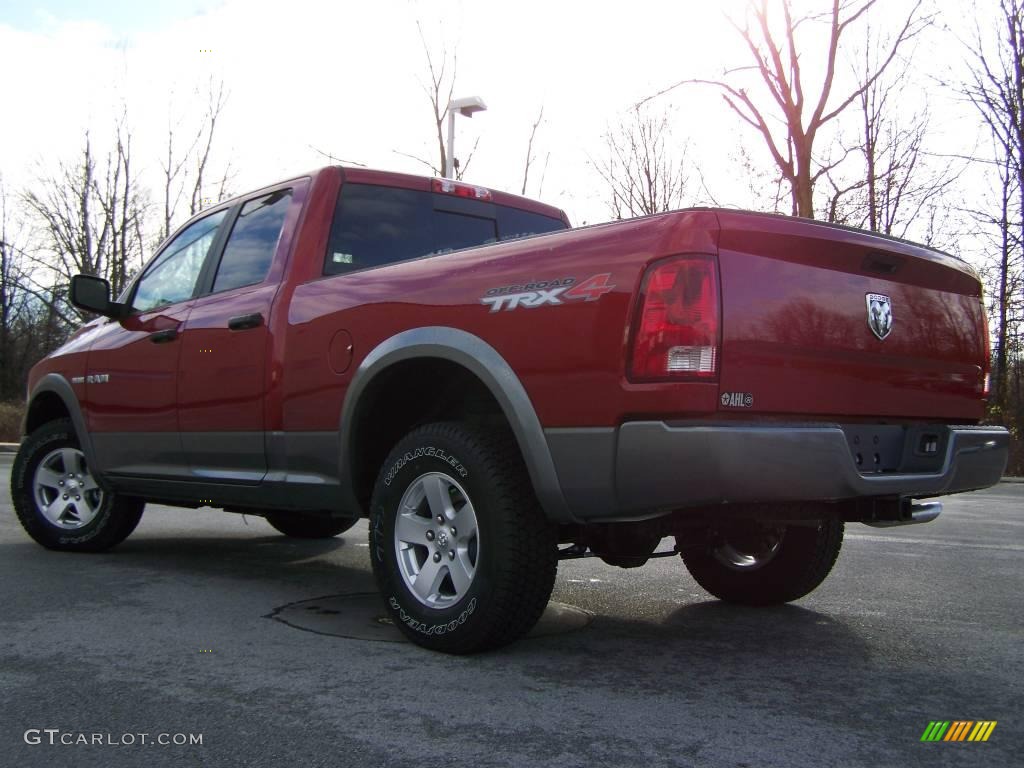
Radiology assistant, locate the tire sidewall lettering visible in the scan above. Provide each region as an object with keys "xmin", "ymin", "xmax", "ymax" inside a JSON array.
[
  {"xmin": 387, "ymin": 595, "xmax": 477, "ymax": 636},
  {"xmin": 383, "ymin": 446, "xmax": 468, "ymax": 488}
]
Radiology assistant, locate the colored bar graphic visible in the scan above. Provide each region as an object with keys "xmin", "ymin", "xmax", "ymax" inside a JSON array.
[
  {"xmin": 921, "ymin": 720, "xmax": 996, "ymax": 742},
  {"xmin": 970, "ymin": 722, "xmax": 997, "ymax": 742},
  {"xmin": 945, "ymin": 721, "xmax": 973, "ymax": 741},
  {"xmin": 921, "ymin": 721, "xmax": 950, "ymax": 741}
]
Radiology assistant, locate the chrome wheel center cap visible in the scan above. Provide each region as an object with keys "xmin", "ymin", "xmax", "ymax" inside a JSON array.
[{"xmin": 436, "ymin": 531, "xmax": 449, "ymax": 549}]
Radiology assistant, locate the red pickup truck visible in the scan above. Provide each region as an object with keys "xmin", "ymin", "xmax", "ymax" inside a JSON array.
[{"xmin": 11, "ymin": 166, "xmax": 1009, "ymax": 653}]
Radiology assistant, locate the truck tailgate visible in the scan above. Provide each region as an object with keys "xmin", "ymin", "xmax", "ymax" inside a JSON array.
[{"xmin": 715, "ymin": 211, "xmax": 987, "ymax": 422}]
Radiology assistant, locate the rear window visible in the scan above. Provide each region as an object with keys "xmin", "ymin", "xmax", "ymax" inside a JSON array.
[{"xmin": 323, "ymin": 183, "xmax": 566, "ymax": 275}]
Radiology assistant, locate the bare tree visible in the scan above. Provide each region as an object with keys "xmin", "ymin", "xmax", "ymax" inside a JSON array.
[
  {"xmin": 729, "ymin": 142, "xmax": 788, "ymax": 214},
  {"xmin": 161, "ymin": 113, "xmax": 192, "ymax": 243},
  {"xmin": 824, "ymin": 24, "xmax": 958, "ymax": 240},
  {"xmin": 97, "ymin": 117, "xmax": 148, "ymax": 297},
  {"xmin": 397, "ymin": 22, "xmax": 480, "ymax": 180},
  {"xmin": 857, "ymin": 35, "xmax": 923, "ymax": 234},
  {"xmin": 189, "ymin": 78, "xmax": 231, "ymax": 217},
  {"xmin": 643, "ymin": 0, "xmax": 925, "ymax": 218},
  {"xmin": 420, "ymin": 20, "xmax": 454, "ymax": 177},
  {"xmin": 308, "ymin": 145, "xmax": 367, "ymax": 167},
  {"xmin": 521, "ymin": 106, "xmax": 547, "ymax": 196},
  {"xmin": 2, "ymin": 178, "xmax": 83, "ymax": 399},
  {"xmin": 593, "ymin": 107, "xmax": 693, "ymax": 219},
  {"xmin": 962, "ymin": 0, "xmax": 1024, "ymax": 423},
  {"xmin": 0, "ymin": 180, "xmax": 31, "ymax": 399},
  {"xmin": 22, "ymin": 119, "xmax": 149, "ymax": 318},
  {"xmin": 160, "ymin": 77, "xmax": 233, "ymax": 243}
]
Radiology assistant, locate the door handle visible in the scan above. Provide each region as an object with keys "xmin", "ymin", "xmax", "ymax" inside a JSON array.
[
  {"xmin": 149, "ymin": 329, "xmax": 178, "ymax": 344},
  {"xmin": 228, "ymin": 313, "xmax": 264, "ymax": 331}
]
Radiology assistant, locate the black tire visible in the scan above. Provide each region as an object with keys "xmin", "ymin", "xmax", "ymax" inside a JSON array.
[
  {"xmin": 265, "ymin": 513, "xmax": 357, "ymax": 539},
  {"xmin": 369, "ymin": 422, "xmax": 558, "ymax": 654},
  {"xmin": 11, "ymin": 418, "xmax": 144, "ymax": 552},
  {"xmin": 679, "ymin": 518, "xmax": 843, "ymax": 605}
]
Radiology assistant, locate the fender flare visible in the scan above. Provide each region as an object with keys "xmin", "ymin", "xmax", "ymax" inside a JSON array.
[
  {"xmin": 26, "ymin": 374, "xmax": 98, "ymax": 468},
  {"xmin": 338, "ymin": 326, "xmax": 574, "ymax": 523}
]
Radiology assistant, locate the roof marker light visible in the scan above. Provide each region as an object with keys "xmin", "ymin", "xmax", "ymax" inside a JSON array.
[{"xmin": 432, "ymin": 178, "xmax": 493, "ymax": 201}]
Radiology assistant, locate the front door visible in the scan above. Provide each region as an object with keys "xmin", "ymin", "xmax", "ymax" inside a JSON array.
[{"xmin": 84, "ymin": 209, "xmax": 230, "ymax": 478}]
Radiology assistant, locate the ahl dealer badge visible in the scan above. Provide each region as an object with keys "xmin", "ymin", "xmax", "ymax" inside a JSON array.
[{"xmin": 866, "ymin": 293, "xmax": 893, "ymax": 340}]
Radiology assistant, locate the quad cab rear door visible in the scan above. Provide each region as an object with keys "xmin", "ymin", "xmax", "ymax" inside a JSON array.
[{"xmin": 176, "ymin": 180, "xmax": 308, "ymax": 483}]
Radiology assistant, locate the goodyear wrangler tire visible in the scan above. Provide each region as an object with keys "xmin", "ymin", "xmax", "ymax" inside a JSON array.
[
  {"xmin": 11, "ymin": 418, "xmax": 144, "ymax": 552},
  {"xmin": 679, "ymin": 518, "xmax": 843, "ymax": 605},
  {"xmin": 369, "ymin": 422, "xmax": 558, "ymax": 654}
]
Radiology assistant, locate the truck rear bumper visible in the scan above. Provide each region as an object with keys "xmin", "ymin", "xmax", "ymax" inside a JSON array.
[{"xmin": 544, "ymin": 423, "xmax": 1009, "ymax": 523}]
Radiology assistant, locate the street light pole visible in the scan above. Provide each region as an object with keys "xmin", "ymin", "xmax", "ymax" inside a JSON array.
[
  {"xmin": 445, "ymin": 114, "xmax": 457, "ymax": 179},
  {"xmin": 444, "ymin": 96, "xmax": 487, "ymax": 179}
]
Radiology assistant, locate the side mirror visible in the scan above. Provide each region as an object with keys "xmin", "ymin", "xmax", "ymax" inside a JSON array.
[{"xmin": 69, "ymin": 274, "xmax": 127, "ymax": 319}]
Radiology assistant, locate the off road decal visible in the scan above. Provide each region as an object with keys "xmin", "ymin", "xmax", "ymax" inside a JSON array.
[
  {"xmin": 389, "ymin": 596, "xmax": 477, "ymax": 636},
  {"xmin": 384, "ymin": 447, "xmax": 468, "ymax": 487},
  {"xmin": 480, "ymin": 273, "xmax": 615, "ymax": 312}
]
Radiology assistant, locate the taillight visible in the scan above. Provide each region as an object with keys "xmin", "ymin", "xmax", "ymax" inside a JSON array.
[{"xmin": 628, "ymin": 255, "xmax": 720, "ymax": 381}]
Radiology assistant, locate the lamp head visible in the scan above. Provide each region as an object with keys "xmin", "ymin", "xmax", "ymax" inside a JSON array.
[{"xmin": 448, "ymin": 96, "xmax": 487, "ymax": 118}]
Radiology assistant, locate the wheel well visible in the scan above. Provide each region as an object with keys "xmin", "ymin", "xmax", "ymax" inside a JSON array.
[
  {"xmin": 350, "ymin": 358, "xmax": 509, "ymax": 510},
  {"xmin": 25, "ymin": 392, "xmax": 71, "ymax": 435}
]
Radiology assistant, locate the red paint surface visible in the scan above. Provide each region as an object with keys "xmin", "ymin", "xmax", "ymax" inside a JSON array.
[
  {"xmin": 84, "ymin": 305, "xmax": 192, "ymax": 434},
  {"xmin": 28, "ymin": 166, "xmax": 988, "ymax": 443},
  {"xmin": 715, "ymin": 211, "xmax": 986, "ymax": 420}
]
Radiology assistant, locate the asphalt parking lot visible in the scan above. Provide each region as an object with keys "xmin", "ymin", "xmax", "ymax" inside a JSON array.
[{"xmin": 0, "ymin": 451, "xmax": 1020, "ymax": 768}]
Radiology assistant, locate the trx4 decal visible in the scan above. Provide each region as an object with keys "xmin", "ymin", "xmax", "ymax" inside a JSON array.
[{"xmin": 480, "ymin": 274, "xmax": 615, "ymax": 312}]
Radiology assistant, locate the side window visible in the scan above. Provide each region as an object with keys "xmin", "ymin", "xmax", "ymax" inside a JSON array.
[
  {"xmin": 324, "ymin": 184, "xmax": 433, "ymax": 275},
  {"xmin": 132, "ymin": 210, "xmax": 227, "ymax": 312},
  {"xmin": 212, "ymin": 189, "xmax": 292, "ymax": 293}
]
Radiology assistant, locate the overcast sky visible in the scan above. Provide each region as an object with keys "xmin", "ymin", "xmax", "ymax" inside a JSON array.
[{"xmin": 0, "ymin": 0, "xmax": 998, "ymax": 248}]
